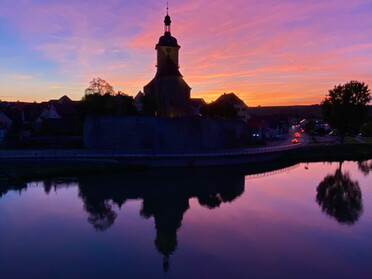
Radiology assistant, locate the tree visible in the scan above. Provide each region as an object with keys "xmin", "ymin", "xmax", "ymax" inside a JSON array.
[
  {"xmin": 107, "ymin": 92, "xmax": 137, "ymax": 116},
  {"xmin": 304, "ymin": 120, "xmax": 315, "ymax": 134},
  {"xmin": 85, "ymin": 77, "xmax": 115, "ymax": 95},
  {"xmin": 141, "ymin": 95, "xmax": 159, "ymax": 116},
  {"xmin": 360, "ymin": 121, "xmax": 372, "ymax": 137},
  {"xmin": 79, "ymin": 92, "xmax": 110, "ymax": 115},
  {"xmin": 321, "ymin": 80, "xmax": 371, "ymax": 143},
  {"xmin": 78, "ymin": 79, "xmax": 137, "ymax": 117}
]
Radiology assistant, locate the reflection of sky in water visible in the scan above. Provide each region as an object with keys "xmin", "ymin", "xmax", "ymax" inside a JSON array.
[{"xmin": 0, "ymin": 161, "xmax": 371, "ymax": 279}]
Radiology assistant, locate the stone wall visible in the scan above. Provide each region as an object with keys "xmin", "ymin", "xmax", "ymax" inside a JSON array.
[{"xmin": 84, "ymin": 115, "xmax": 249, "ymax": 152}]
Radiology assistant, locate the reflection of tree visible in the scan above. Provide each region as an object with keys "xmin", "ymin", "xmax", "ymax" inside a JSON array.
[
  {"xmin": 316, "ymin": 162, "xmax": 363, "ymax": 225},
  {"xmin": 43, "ymin": 180, "xmax": 53, "ymax": 194},
  {"xmin": 0, "ymin": 181, "xmax": 27, "ymax": 198},
  {"xmin": 197, "ymin": 176, "xmax": 244, "ymax": 209},
  {"xmin": 85, "ymin": 200, "xmax": 117, "ymax": 231},
  {"xmin": 78, "ymin": 183, "xmax": 118, "ymax": 231},
  {"xmin": 358, "ymin": 160, "xmax": 372, "ymax": 176}
]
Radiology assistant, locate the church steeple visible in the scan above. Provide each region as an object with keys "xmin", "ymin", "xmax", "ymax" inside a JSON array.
[
  {"xmin": 143, "ymin": 7, "xmax": 192, "ymax": 117},
  {"xmin": 155, "ymin": 5, "xmax": 181, "ymax": 76},
  {"xmin": 164, "ymin": 3, "xmax": 171, "ymax": 34}
]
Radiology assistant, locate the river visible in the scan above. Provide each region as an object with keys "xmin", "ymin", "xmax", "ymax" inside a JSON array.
[{"xmin": 0, "ymin": 160, "xmax": 371, "ymax": 279}]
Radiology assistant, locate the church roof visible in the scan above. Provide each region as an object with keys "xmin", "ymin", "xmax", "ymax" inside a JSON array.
[
  {"xmin": 157, "ymin": 32, "xmax": 179, "ymax": 47},
  {"xmin": 144, "ymin": 75, "xmax": 191, "ymax": 91}
]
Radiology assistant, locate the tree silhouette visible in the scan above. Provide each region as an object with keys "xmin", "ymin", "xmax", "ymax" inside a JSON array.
[
  {"xmin": 84, "ymin": 77, "xmax": 115, "ymax": 96},
  {"xmin": 321, "ymin": 80, "xmax": 371, "ymax": 143},
  {"xmin": 316, "ymin": 162, "xmax": 363, "ymax": 225},
  {"xmin": 85, "ymin": 200, "xmax": 118, "ymax": 231},
  {"xmin": 357, "ymin": 160, "xmax": 372, "ymax": 176},
  {"xmin": 78, "ymin": 80, "xmax": 137, "ymax": 117},
  {"xmin": 140, "ymin": 94, "xmax": 159, "ymax": 116}
]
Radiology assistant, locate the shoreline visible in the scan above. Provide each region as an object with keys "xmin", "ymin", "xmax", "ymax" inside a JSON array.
[
  {"xmin": 0, "ymin": 143, "xmax": 371, "ymax": 181},
  {"xmin": 282, "ymin": 142, "xmax": 372, "ymax": 162}
]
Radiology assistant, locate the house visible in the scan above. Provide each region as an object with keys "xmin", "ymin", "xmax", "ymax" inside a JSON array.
[
  {"xmin": 214, "ymin": 92, "xmax": 250, "ymax": 122},
  {"xmin": 35, "ymin": 96, "xmax": 78, "ymax": 136},
  {"xmin": 37, "ymin": 96, "xmax": 77, "ymax": 121}
]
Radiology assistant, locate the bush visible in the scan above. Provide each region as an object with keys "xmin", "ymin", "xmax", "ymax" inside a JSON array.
[{"xmin": 360, "ymin": 122, "xmax": 372, "ymax": 136}]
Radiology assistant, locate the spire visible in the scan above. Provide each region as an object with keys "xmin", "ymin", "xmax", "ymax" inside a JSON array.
[{"xmin": 164, "ymin": 2, "xmax": 171, "ymax": 34}]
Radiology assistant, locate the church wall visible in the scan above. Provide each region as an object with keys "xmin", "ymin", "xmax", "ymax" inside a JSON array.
[
  {"xmin": 84, "ymin": 115, "xmax": 249, "ymax": 151},
  {"xmin": 144, "ymin": 76, "xmax": 191, "ymax": 117}
]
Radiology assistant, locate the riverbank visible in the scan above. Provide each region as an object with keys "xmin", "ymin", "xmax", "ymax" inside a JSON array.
[
  {"xmin": 0, "ymin": 143, "xmax": 371, "ymax": 181},
  {"xmin": 282, "ymin": 142, "xmax": 372, "ymax": 162},
  {"xmin": 0, "ymin": 161, "xmax": 147, "ymax": 181}
]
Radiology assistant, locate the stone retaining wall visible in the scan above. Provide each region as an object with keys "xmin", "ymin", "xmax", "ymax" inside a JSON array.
[{"xmin": 83, "ymin": 115, "xmax": 249, "ymax": 151}]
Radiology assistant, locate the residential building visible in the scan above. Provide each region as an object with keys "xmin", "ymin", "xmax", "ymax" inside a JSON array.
[{"xmin": 214, "ymin": 92, "xmax": 250, "ymax": 122}]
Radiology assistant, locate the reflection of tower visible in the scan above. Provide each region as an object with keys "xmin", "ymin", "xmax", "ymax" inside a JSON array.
[
  {"xmin": 75, "ymin": 167, "xmax": 255, "ymax": 272},
  {"xmin": 144, "ymin": 9, "xmax": 191, "ymax": 117},
  {"xmin": 141, "ymin": 197, "xmax": 190, "ymax": 272}
]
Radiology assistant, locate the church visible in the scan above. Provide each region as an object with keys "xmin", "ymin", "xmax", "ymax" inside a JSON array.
[
  {"xmin": 144, "ymin": 10, "xmax": 192, "ymax": 117},
  {"xmin": 84, "ymin": 10, "xmax": 249, "ymax": 151}
]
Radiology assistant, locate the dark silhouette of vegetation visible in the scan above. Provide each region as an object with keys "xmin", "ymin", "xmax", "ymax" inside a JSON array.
[
  {"xmin": 357, "ymin": 160, "xmax": 372, "ymax": 176},
  {"xmin": 200, "ymin": 102, "xmax": 237, "ymax": 119},
  {"xmin": 108, "ymin": 92, "xmax": 138, "ymax": 115},
  {"xmin": 86, "ymin": 200, "xmax": 118, "ymax": 231},
  {"xmin": 141, "ymin": 94, "xmax": 159, "ymax": 116},
  {"xmin": 321, "ymin": 80, "xmax": 371, "ymax": 143},
  {"xmin": 316, "ymin": 162, "xmax": 363, "ymax": 225},
  {"xmin": 78, "ymin": 78, "xmax": 137, "ymax": 117},
  {"xmin": 84, "ymin": 77, "xmax": 115, "ymax": 95},
  {"xmin": 304, "ymin": 120, "xmax": 315, "ymax": 134},
  {"xmin": 360, "ymin": 122, "xmax": 372, "ymax": 137}
]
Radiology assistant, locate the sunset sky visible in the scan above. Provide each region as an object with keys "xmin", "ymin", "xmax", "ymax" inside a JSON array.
[{"xmin": 0, "ymin": 0, "xmax": 371, "ymax": 106}]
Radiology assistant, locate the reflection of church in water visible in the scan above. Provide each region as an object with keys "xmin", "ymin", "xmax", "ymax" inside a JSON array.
[
  {"xmin": 77, "ymin": 169, "xmax": 246, "ymax": 272},
  {"xmin": 1, "ymin": 160, "xmax": 368, "ymax": 272},
  {"xmin": 144, "ymin": 9, "xmax": 192, "ymax": 117}
]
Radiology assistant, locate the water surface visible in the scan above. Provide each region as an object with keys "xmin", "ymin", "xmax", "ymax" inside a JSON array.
[{"xmin": 0, "ymin": 160, "xmax": 371, "ymax": 279}]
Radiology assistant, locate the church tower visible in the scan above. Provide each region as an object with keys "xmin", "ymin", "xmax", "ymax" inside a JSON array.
[{"xmin": 144, "ymin": 8, "xmax": 191, "ymax": 117}]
